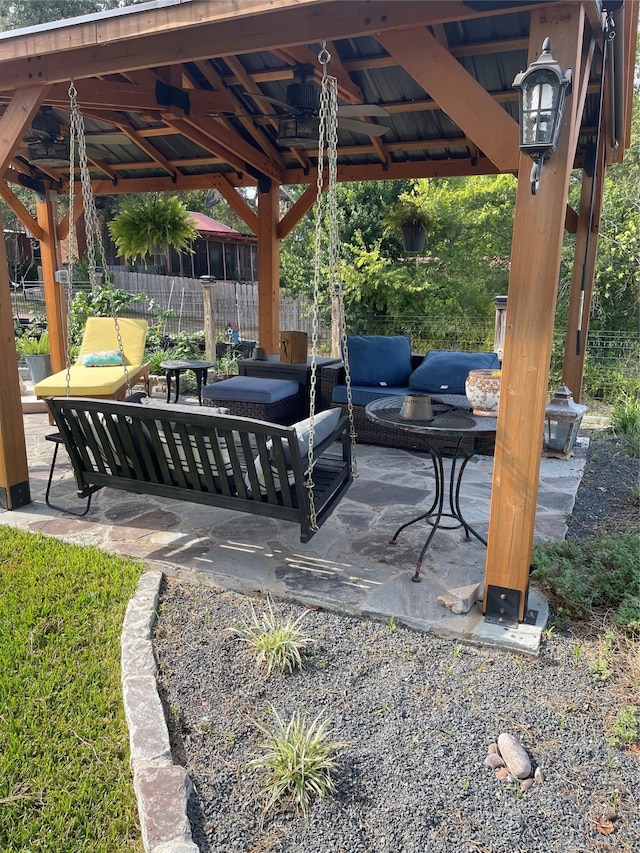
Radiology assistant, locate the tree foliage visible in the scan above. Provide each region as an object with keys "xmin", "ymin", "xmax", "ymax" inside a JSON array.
[{"xmin": 0, "ymin": 1, "xmax": 141, "ymax": 31}]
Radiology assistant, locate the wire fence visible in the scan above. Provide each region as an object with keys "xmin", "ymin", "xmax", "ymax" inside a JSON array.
[{"xmin": 10, "ymin": 284, "xmax": 637, "ymax": 403}]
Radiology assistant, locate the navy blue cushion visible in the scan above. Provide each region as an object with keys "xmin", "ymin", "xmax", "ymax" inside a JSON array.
[
  {"xmin": 332, "ymin": 384, "xmax": 411, "ymax": 407},
  {"xmin": 201, "ymin": 375, "xmax": 298, "ymax": 404},
  {"xmin": 409, "ymin": 350, "xmax": 500, "ymax": 395},
  {"xmin": 345, "ymin": 335, "xmax": 412, "ymax": 386}
]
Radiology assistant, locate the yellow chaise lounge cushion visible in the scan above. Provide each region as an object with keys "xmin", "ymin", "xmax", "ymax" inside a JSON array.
[{"xmin": 34, "ymin": 317, "xmax": 149, "ymax": 398}]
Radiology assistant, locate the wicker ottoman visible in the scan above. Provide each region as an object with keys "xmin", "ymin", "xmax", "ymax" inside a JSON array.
[{"xmin": 201, "ymin": 375, "xmax": 300, "ymax": 424}]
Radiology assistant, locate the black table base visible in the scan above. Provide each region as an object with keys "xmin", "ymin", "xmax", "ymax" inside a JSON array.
[
  {"xmin": 388, "ymin": 438, "xmax": 487, "ymax": 582},
  {"xmin": 365, "ymin": 396, "xmax": 496, "ymax": 582}
]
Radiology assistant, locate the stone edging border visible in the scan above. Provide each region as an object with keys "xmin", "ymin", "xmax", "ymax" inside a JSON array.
[{"xmin": 121, "ymin": 570, "xmax": 198, "ymax": 853}]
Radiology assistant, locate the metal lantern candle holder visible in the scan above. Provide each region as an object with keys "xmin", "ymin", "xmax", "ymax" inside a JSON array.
[
  {"xmin": 543, "ymin": 385, "xmax": 588, "ymax": 458},
  {"xmin": 513, "ymin": 38, "xmax": 572, "ymax": 194}
]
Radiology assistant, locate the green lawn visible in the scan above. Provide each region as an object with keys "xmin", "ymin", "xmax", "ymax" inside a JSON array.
[{"xmin": 0, "ymin": 527, "xmax": 143, "ymax": 853}]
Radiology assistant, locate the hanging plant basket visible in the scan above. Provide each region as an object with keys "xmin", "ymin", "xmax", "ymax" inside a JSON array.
[
  {"xmin": 384, "ymin": 197, "xmax": 431, "ymax": 255},
  {"xmin": 401, "ymin": 225, "xmax": 427, "ymax": 254}
]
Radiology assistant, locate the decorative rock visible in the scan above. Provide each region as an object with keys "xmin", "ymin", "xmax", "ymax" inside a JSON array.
[
  {"xmin": 534, "ymin": 766, "xmax": 544, "ymax": 784},
  {"xmin": 497, "ymin": 732, "xmax": 532, "ymax": 780},
  {"xmin": 437, "ymin": 583, "xmax": 482, "ymax": 614},
  {"xmin": 484, "ymin": 753, "xmax": 506, "ymax": 770},
  {"xmin": 488, "ymin": 742, "xmax": 499, "ymax": 755},
  {"xmin": 495, "ymin": 767, "xmax": 509, "ymax": 780},
  {"xmin": 520, "ymin": 777, "xmax": 535, "ymax": 793}
]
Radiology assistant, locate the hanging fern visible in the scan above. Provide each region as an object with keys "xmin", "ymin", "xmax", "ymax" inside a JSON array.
[{"xmin": 107, "ymin": 194, "xmax": 198, "ymax": 265}]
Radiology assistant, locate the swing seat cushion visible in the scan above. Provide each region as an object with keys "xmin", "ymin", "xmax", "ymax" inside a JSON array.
[{"xmin": 249, "ymin": 407, "xmax": 341, "ymax": 492}]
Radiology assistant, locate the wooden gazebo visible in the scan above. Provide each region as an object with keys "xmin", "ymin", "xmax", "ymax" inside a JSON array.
[{"xmin": 0, "ymin": 0, "xmax": 637, "ymax": 623}]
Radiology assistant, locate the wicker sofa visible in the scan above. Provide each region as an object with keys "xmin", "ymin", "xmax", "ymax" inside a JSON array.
[{"xmin": 319, "ymin": 335, "xmax": 499, "ymax": 454}]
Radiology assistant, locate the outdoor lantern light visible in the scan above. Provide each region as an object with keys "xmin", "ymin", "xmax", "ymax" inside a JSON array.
[
  {"xmin": 513, "ymin": 38, "xmax": 572, "ymax": 194},
  {"xmin": 543, "ymin": 385, "xmax": 588, "ymax": 458}
]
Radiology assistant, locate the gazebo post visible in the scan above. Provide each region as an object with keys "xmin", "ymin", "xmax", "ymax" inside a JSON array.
[
  {"xmin": 562, "ymin": 138, "xmax": 606, "ymax": 402},
  {"xmin": 483, "ymin": 3, "xmax": 587, "ymax": 624},
  {"xmin": 257, "ymin": 182, "xmax": 281, "ymax": 354},
  {"xmin": 36, "ymin": 188, "xmax": 67, "ymax": 374},
  {"xmin": 0, "ymin": 208, "xmax": 31, "ymax": 510}
]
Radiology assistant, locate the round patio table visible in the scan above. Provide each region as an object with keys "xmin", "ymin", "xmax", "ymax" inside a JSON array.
[
  {"xmin": 160, "ymin": 359, "xmax": 215, "ymax": 406},
  {"xmin": 365, "ymin": 394, "xmax": 497, "ymax": 582}
]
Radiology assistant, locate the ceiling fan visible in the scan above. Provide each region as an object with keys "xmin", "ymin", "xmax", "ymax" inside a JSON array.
[
  {"xmin": 20, "ymin": 107, "xmax": 130, "ymax": 169},
  {"xmin": 246, "ymin": 63, "xmax": 390, "ymax": 149}
]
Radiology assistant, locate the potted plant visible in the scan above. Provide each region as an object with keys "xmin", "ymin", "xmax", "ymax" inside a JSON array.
[
  {"xmin": 384, "ymin": 197, "xmax": 431, "ymax": 253},
  {"xmin": 107, "ymin": 194, "xmax": 198, "ymax": 271},
  {"xmin": 17, "ymin": 331, "xmax": 52, "ymax": 384}
]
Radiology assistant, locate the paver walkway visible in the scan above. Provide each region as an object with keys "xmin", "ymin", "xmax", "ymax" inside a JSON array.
[{"xmin": 4, "ymin": 401, "xmax": 588, "ymax": 653}]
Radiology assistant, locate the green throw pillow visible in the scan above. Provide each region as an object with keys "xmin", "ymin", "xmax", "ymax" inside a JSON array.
[{"xmin": 79, "ymin": 349, "xmax": 125, "ymax": 367}]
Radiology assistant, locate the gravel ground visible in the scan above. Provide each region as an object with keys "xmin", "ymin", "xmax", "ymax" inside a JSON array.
[{"xmin": 153, "ymin": 431, "xmax": 640, "ymax": 853}]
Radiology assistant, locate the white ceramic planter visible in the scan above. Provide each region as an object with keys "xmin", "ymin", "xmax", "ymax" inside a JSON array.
[{"xmin": 465, "ymin": 369, "xmax": 501, "ymax": 416}]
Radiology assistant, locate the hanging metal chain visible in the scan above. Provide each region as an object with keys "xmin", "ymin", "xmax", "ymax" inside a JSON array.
[
  {"xmin": 68, "ymin": 81, "xmax": 130, "ymax": 392},
  {"xmin": 306, "ymin": 45, "xmax": 337, "ymax": 529}
]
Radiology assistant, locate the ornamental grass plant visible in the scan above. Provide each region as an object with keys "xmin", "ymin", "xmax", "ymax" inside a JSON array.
[
  {"xmin": 248, "ymin": 707, "xmax": 347, "ymax": 815},
  {"xmin": 230, "ymin": 597, "xmax": 314, "ymax": 676},
  {"xmin": 0, "ymin": 527, "xmax": 143, "ymax": 852}
]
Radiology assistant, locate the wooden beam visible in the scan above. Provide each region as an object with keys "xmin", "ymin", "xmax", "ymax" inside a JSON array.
[
  {"xmin": 376, "ymin": 28, "xmax": 520, "ymax": 172},
  {"xmin": 0, "ymin": 2, "xmax": 526, "ymax": 90},
  {"xmin": 196, "ymin": 57, "xmax": 285, "ymax": 168},
  {"xmin": 166, "ymin": 115, "xmax": 283, "ymax": 183},
  {"xmin": 91, "ymin": 173, "xmax": 246, "ymax": 195},
  {"xmin": 566, "ymin": 24, "xmax": 597, "ymax": 158},
  {"xmin": 483, "ymin": 3, "xmax": 587, "ymax": 624},
  {"xmin": 36, "ymin": 189, "xmax": 67, "ymax": 374},
  {"xmin": 57, "ymin": 191, "xmax": 84, "ymax": 242},
  {"xmin": 44, "ymin": 79, "xmax": 234, "ymax": 113},
  {"xmin": 0, "ymin": 85, "xmax": 46, "ymax": 174},
  {"xmin": 109, "ymin": 120, "xmax": 178, "ymax": 177},
  {"xmin": 211, "ymin": 175, "xmax": 258, "ymax": 234},
  {"xmin": 278, "ymin": 183, "xmax": 322, "ymax": 239},
  {"xmin": 0, "ymin": 207, "xmax": 30, "ymax": 509},
  {"xmin": 257, "ymin": 185, "xmax": 280, "ymax": 354},
  {"xmin": 0, "ymin": 182, "xmax": 43, "ymax": 239}
]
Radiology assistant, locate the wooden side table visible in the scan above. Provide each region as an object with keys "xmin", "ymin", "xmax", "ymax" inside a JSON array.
[
  {"xmin": 160, "ymin": 359, "xmax": 215, "ymax": 406},
  {"xmin": 237, "ymin": 355, "xmax": 341, "ymax": 419}
]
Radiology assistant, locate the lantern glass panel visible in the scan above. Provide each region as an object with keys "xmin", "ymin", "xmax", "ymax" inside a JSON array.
[
  {"xmin": 521, "ymin": 70, "xmax": 560, "ymax": 146},
  {"xmin": 545, "ymin": 416, "xmax": 581, "ymax": 455}
]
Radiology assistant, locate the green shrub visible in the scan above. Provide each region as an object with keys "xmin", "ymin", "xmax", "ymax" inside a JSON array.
[
  {"xmin": 146, "ymin": 347, "xmax": 182, "ymax": 374},
  {"xmin": 611, "ymin": 394, "xmax": 640, "ymax": 457},
  {"xmin": 611, "ymin": 706, "xmax": 640, "ymax": 746},
  {"xmin": 531, "ymin": 533, "xmax": 640, "ymax": 629}
]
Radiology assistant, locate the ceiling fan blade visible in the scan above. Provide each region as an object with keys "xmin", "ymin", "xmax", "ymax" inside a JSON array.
[
  {"xmin": 244, "ymin": 92, "xmax": 293, "ymax": 112},
  {"xmin": 337, "ymin": 104, "xmax": 389, "ymax": 118},
  {"xmin": 84, "ymin": 132, "xmax": 132, "ymax": 146},
  {"xmin": 337, "ymin": 117, "xmax": 390, "ymax": 137}
]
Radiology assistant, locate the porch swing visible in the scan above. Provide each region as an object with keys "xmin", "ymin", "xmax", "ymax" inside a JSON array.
[{"xmin": 44, "ymin": 54, "xmax": 356, "ymax": 542}]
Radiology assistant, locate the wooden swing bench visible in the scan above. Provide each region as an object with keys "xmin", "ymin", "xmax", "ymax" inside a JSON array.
[{"xmin": 45, "ymin": 396, "xmax": 353, "ymax": 543}]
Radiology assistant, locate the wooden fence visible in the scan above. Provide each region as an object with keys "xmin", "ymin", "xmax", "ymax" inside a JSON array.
[{"xmin": 108, "ymin": 268, "xmax": 327, "ymax": 341}]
